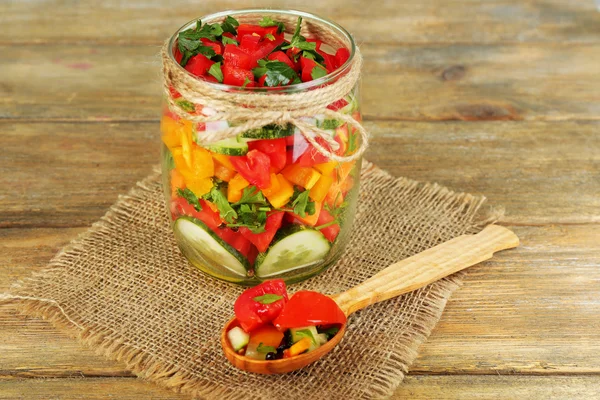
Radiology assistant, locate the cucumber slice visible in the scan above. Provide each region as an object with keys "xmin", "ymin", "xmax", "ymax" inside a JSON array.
[
  {"xmin": 240, "ymin": 124, "xmax": 294, "ymax": 139},
  {"xmin": 204, "ymin": 136, "xmax": 252, "ymax": 156},
  {"xmin": 173, "ymin": 217, "xmax": 249, "ymax": 279},
  {"xmin": 290, "ymin": 326, "xmax": 321, "ymax": 352},
  {"xmin": 227, "ymin": 327, "xmax": 250, "ymax": 351},
  {"xmin": 255, "ymin": 226, "xmax": 331, "ymax": 278}
]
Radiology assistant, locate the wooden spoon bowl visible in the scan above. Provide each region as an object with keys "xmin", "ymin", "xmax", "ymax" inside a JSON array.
[{"xmin": 221, "ymin": 225, "xmax": 519, "ymax": 374}]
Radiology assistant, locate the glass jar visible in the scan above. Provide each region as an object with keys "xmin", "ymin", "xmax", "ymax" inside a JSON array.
[{"xmin": 160, "ymin": 9, "xmax": 363, "ymax": 285}]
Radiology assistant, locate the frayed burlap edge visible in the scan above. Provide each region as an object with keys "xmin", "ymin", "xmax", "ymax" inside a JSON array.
[{"xmin": 1, "ymin": 161, "xmax": 503, "ymax": 400}]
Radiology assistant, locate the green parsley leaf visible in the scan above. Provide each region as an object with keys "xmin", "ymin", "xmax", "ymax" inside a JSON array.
[
  {"xmin": 221, "ymin": 35, "xmax": 238, "ymax": 46},
  {"xmin": 208, "ymin": 62, "xmax": 223, "ymax": 83},
  {"xmin": 264, "ymin": 33, "xmax": 276, "ymax": 41},
  {"xmin": 253, "ymin": 293, "xmax": 284, "ymax": 304},
  {"xmin": 348, "ymin": 129, "xmax": 358, "ymax": 154},
  {"xmin": 282, "ymin": 17, "xmax": 316, "ymax": 52},
  {"xmin": 317, "ymin": 119, "xmax": 342, "ymax": 130},
  {"xmin": 257, "ymin": 342, "xmax": 277, "ymax": 353},
  {"xmin": 311, "ymin": 64, "xmax": 328, "ymax": 80},
  {"xmin": 174, "ymin": 98, "xmax": 195, "ymax": 113},
  {"xmin": 233, "ymin": 186, "xmax": 269, "ymax": 206},
  {"xmin": 207, "ymin": 186, "xmax": 237, "ymax": 223},
  {"xmin": 241, "ymin": 77, "xmax": 252, "ymax": 88},
  {"xmin": 176, "ymin": 188, "xmax": 202, "ymax": 211},
  {"xmin": 258, "ymin": 16, "xmax": 285, "ymax": 34},
  {"xmin": 290, "ymin": 189, "xmax": 315, "ymax": 218},
  {"xmin": 252, "ymin": 60, "xmax": 301, "ymax": 87},
  {"xmin": 221, "ymin": 15, "xmax": 239, "ymax": 35},
  {"xmin": 293, "ymin": 328, "xmax": 317, "ymax": 344},
  {"xmin": 177, "ymin": 19, "xmax": 224, "ymax": 66}
]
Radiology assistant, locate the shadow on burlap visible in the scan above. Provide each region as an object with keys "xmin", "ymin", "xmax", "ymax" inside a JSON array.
[{"xmin": 1, "ymin": 161, "xmax": 502, "ymax": 399}]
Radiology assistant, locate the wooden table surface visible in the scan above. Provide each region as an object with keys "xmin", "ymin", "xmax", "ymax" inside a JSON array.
[{"xmin": 1, "ymin": 1, "xmax": 599, "ymax": 398}]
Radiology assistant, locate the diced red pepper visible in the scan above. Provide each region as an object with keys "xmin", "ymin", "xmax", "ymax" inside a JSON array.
[
  {"xmin": 239, "ymin": 211, "xmax": 285, "ymax": 253},
  {"xmin": 237, "ymin": 24, "xmax": 271, "ymax": 38},
  {"xmin": 202, "ymin": 74, "xmax": 219, "ymax": 83},
  {"xmin": 335, "ymin": 48, "xmax": 351, "ymax": 69},
  {"xmin": 273, "ymin": 290, "xmax": 347, "ymax": 330},
  {"xmin": 239, "ymin": 34, "xmax": 261, "ymax": 52},
  {"xmin": 185, "ymin": 54, "xmax": 215, "ymax": 77},
  {"xmin": 306, "ymin": 38, "xmax": 322, "ymax": 51},
  {"xmin": 248, "ymin": 138, "xmax": 287, "ymax": 172},
  {"xmin": 300, "ymin": 57, "xmax": 317, "ymax": 82},
  {"xmin": 229, "ymin": 150, "xmax": 271, "ymax": 189},
  {"xmin": 315, "ymin": 208, "xmax": 340, "ymax": 242},
  {"xmin": 170, "ymin": 198, "xmax": 222, "ymax": 230},
  {"xmin": 318, "ymin": 50, "xmax": 336, "ymax": 72},
  {"xmin": 296, "ymin": 136, "xmax": 336, "ymax": 167},
  {"xmin": 267, "ymin": 51, "xmax": 295, "ymax": 69},
  {"xmin": 257, "ymin": 74, "xmax": 267, "ymax": 87},
  {"xmin": 223, "ymin": 44, "xmax": 253, "ymax": 69},
  {"xmin": 250, "ymin": 35, "xmax": 285, "ymax": 67},
  {"xmin": 222, "ymin": 63, "xmax": 254, "ymax": 86},
  {"xmin": 201, "ymin": 38, "xmax": 223, "ymax": 55},
  {"xmin": 174, "ymin": 47, "xmax": 183, "ymax": 63},
  {"xmin": 168, "ymin": 85, "xmax": 182, "ymax": 99},
  {"xmin": 327, "ymin": 98, "xmax": 349, "ymax": 111},
  {"xmin": 234, "ymin": 279, "xmax": 289, "ymax": 332}
]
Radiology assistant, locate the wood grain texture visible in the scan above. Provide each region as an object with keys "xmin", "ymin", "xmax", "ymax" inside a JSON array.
[
  {"xmin": 1, "ymin": 225, "xmax": 598, "ymax": 379},
  {"xmin": 2, "ymin": 43, "xmax": 599, "ymax": 121},
  {"xmin": 2, "ymin": 121, "xmax": 598, "ymax": 228},
  {"xmin": 2, "ymin": 0, "xmax": 599, "ymax": 45}
]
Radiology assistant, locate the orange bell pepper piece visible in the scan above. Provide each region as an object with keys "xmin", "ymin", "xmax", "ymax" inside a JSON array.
[
  {"xmin": 309, "ymin": 174, "xmax": 334, "ymax": 203},
  {"xmin": 261, "ymin": 173, "xmax": 281, "ymax": 198},
  {"xmin": 191, "ymin": 147, "xmax": 214, "ymax": 179},
  {"xmin": 214, "ymin": 160, "xmax": 236, "ymax": 182},
  {"xmin": 160, "ymin": 115, "xmax": 183, "ymax": 149},
  {"xmin": 227, "ymin": 173, "xmax": 250, "ymax": 203},
  {"xmin": 314, "ymin": 161, "xmax": 338, "ymax": 176},
  {"xmin": 248, "ymin": 325, "xmax": 285, "ymax": 349},
  {"xmin": 281, "ymin": 164, "xmax": 321, "ymax": 189},
  {"xmin": 186, "ymin": 176, "xmax": 213, "ymax": 197},
  {"xmin": 290, "ymin": 200, "xmax": 322, "ymax": 226},
  {"xmin": 288, "ymin": 337, "xmax": 312, "ymax": 357},
  {"xmin": 212, "ymin": 153, "xmax": 235, "ymax": 171},
  {"xmin": 170, "ymin": 169, "xmax": 186, "ymax": 198},
  {"xmin": 265, "ymin": 174, "xmax": 294, "ymax": 209}
]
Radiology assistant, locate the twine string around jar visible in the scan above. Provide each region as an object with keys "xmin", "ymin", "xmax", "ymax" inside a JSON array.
[{"xmin": 161, "ymin": 34, "xmax": 369, "ymax": 163}]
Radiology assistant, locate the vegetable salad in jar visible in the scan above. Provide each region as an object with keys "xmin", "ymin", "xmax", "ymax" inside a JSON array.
[{"xmin": 161, "ymin": 10, "xmax": 365, "ymax": 285}]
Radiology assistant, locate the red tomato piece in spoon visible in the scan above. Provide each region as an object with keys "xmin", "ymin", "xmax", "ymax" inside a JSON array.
[
  {"xmin": 273, "ymin": 290, "xmax": 347, "ymax": 330},
  {"xmin": 234, "ymin": 279, "xmax": 288, "ymax": 333}
]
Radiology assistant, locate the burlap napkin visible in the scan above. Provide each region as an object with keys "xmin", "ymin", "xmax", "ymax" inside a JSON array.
[{"xmin": 2, "ymin": 161, "xmax": 500, "ymax": 399}]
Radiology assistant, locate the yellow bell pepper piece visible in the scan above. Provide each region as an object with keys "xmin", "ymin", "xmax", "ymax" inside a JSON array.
[
  {"xmin": 212, "ymin": 153, "xmax": 235, "ymax": 171},
  {"xmin": 160, "ymin": 115, "xmax": 182, "ymax": 149},
  {"xmin": 281, "ymin": 164, "xmax": 321, "ymax": 189},
  {"xmin": 309, "ymin": 174, "xmax": 334, "ymax": 203},
  {"xmin": 288, "ymin": 337, "xmax": 312, "ymax": 357},
  {"xmin": 265, "ymin": 174, "xmax": 294, "ymax": 209},
  {"xmin": 186, "ymin": 177, "xmax": 213, "ymax": 197},
  {"xmin": 170, "ymin": 169, "xmax": 186, "ymax": 198},
  {"xmin": 314, "ymin": 161, "xmax": 338, "ymax": 176},
  {"xmin": 227, "ymin": 173, "xmax": 250, "ymax": 203},
  {"xmin": 191, "ymin": 147, "xmax": 214, "ymax": 179},
  {"xmin": 261, "ymin": 173, "xmax": 281, "ymax": 198}
]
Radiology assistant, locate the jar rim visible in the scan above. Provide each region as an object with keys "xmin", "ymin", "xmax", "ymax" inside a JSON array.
[{"xmin": 167, "ymin": 8, "xmax": 357, "ymax": 93}]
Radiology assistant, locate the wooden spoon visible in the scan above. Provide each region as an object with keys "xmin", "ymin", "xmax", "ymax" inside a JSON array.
[{"xmin": 221, "ymin": 224, "xmax": 519, "ymax": 374}]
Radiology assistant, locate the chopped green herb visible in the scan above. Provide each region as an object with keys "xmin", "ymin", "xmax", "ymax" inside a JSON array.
[
  {"xmin": 206, "ymin": 186, "xmax": 237, "ymax": 223},
  {"xmin": 347, "ymin": 129, "xmax": 358, "ymax": 154},
  {"xmin": 257, "ymin": 342, "xmax": 277, "ymax": 353},
  {"xmin": 221, "ymin": 15, "xmax": 239, "ymax": 35},
  {"xmin": 233, "ymin": 186, "xmax": 269, "ymax": 206},
  {"xmin": 177, "ymin": 19, "xmax": 223, "ymax": 66},
  {"xmin": 290, "ymin": 188, "xmax": 315, "ymax": 217},
  {"xmin": 221, "ymin": 35, "xmax": 238, "ymax": 45},
  {"xmin": 208, "ymin": 62, "xmax": 224, "ymax": 83},
  {"xmin": 281, "ymin": 18, "xmax": 324, "ymax": 63},
  {"xmin": 253, "ymin": 293, "xmax": 284, "ymax": 304},
  {"xmin": 175, "ymin": 98, "xmax": 195, "ymax": 113},
  {"xmin": 293, "ymin": 328, "xmax": 317, "ymax": 344},
  {"xmin": 252, "ymin": 60, "xmax": 301, "ymax": 87},
  {"xmin": 176, "ymin": 188, "xmax": 202, "ymax": 211},
  {"xmin": 258, "ymin": 16, "xmax": 285, "ymax": 34},
  {"xmin": 311, "ymin": 64, "xmax": 328, "ymax": 80},
  {"xmin": 318, "ymin": 119, "xmax": 342, "ymax": 130},
  {"xmin": 264, "ymin": 33, "xmax": 276, "ymax": 41},
  {"xmin": 241, "ymin": 77, "xmax": 252, "ymax": 88}
]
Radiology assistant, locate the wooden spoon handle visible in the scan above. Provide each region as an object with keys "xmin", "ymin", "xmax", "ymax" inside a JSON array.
[{"xmin": 332, "ymin": 225, "xmax": 519, "ymax": 316}]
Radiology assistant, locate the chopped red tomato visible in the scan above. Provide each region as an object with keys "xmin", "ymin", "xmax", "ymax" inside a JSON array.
[
  {"xmin": 316, "ymin": 209, "xmax": 340, "ymax": 242},
  {"xmin": 229, "ymin": 150, "xmax": 271, "ymax": 189},
  {"xmin": 267, "ymin": 51, "xmax": 295, "ymax": 69},
  {"xmin": 237, "ymin": 24, "xmax": 274, "ymax": 38},
  {"xmin": 215, "ymin": 226, "xmax": 253, "ymax": 257},
  {"xmin": 296, "ymin": 136, "xmax": 341, "ymax": 167},
  {"xmin": 273, "ymin": 290, "xmax": 347, "ymax": 330},
  {"xmin": 239, "ymin": 34, "xmax": 261, "ymax": 52},
  {"xmin": 306, "ymin": 38, "xmax": 322, "ymax": 51},
  {"xmin": 185, "ymin": 54, "xmax": 215, "ymax": 77},
  {"xmin": 335, "ymin": 48, "xmax": 351, "ymax": 68},
  {"xmin": 234, "ymin": 279, "xmax": 289, "ymax": 332},
  {"xmin": 239, "ymin": 211, "xmax": 284, "ymax": 253},
  {"xmin": 201, "ymin": 38, "xmax": 223, "ymax": 55},
  {"xmin": 170, "ymin": 198, "xmax": 222, "ymax": 230},
  {"xmin": 327, "ymin": 98, "xmax": 349, "ymax": 111},
  {"xmin": 222, "ymin": 63, "xmax": 254, "ymax": 86},
  {"xmin": 300, "ymin": 57, "xmax": 317, "ymax": 82},
  {"xmin": 223, "ymin": 44, "xmax": 253, "ymax": 69},
  {"xmin": 248, "ymin": 138, "xmax": 287, "ymax": 171},
  {"xmin": 318, "ymin": 50, "xmax": 336, "ymax": 72}
]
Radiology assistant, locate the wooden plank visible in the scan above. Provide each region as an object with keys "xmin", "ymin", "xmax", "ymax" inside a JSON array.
[
  {"xmin": 1, "ymin": 120, "xmax": 598, "ymax": 228},
  {"xmin": 1, "ymin": 375, "xmax": 599, "ymax": 400},
  {"xmin": 0, "ymin": 378, "xmax": 183, "ymax": 400},
  {"xmin": 1, "ymin": 44, "xmax": 599, "ymax": 122},
  {"xmin": 1, "ymin": 225, "xmax": 599, "ymax": 378},
  {"xmin": 394, "ymin": 375, "xmax": 600, "ymax": 399},
  {"xmin": 2, "ymin": 0, "xmax": 599, "ymax": 45}
]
